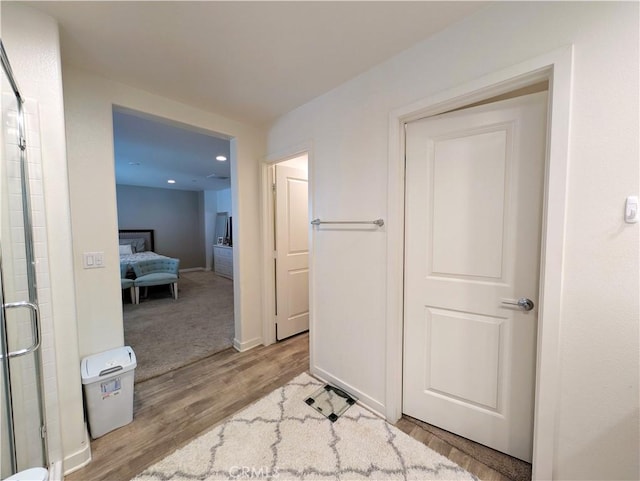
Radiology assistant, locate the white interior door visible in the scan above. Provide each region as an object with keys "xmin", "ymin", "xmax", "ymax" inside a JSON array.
[
  {"xmin": 275, "ymin": 164, "xmax": 309, "ymax": 340},
  {"xmin": 403, "ymin": 92, "xmax": 547, "ymax": 462}
]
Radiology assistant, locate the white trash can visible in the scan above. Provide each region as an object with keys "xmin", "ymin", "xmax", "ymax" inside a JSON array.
[{"xmin": 81, "ymin": 346, "xmax": 137, "ymax": 438}]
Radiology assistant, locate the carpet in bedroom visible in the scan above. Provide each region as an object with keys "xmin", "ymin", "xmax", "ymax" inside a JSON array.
[{"xmin": 123, "ymin": 270, "xmax": 234, "ymax": 382}]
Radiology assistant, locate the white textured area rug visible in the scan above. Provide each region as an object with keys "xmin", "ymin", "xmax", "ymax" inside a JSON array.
[{"xmin": 132, "ymin": 373, "xmax": 476, "ymax": 481}]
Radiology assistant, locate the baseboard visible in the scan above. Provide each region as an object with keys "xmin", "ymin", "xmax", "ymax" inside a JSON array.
[
  {"xmin": 180, "ymin": 267, "xmax": 205, "ymax": 273},
  {"xmin": 48, "ymin": 460, "xmax": 63, "ymax": 481},
  {"xmin": 62, "ymin": 424, "xmax": 91, "ymax": 475},
  {"xmin": 311, "ymin": 365, "xmax": 386, "ymax": 418},
  {"xmin": 233, "ymin": 336, "xmax": 262, "ymax": 352}
]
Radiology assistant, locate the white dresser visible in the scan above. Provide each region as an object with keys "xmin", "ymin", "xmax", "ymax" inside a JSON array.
[{"xmin": 213, "ymin": 245, "xmax": 233, "ymax": 279}]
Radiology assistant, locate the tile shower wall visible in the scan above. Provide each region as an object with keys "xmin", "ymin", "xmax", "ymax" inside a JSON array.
[
  {"xmin": 2, "ymin": 94, "xmax": 61, "ymax": 467},
  {"xmin": 2, "ymin": 92, "xmax": 34, "ymax": 468},
  {"xmin": 25, "ymin": 98, "xmax": 62, "ymax": 465}
]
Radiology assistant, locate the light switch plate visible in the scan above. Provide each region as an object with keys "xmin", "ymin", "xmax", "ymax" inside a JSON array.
[
  {"xmin": 625, "ymin": 195, "xmax": 639, "ymax": 224},
  {"xmin": 83, "ymin": 252, "xmax": 105, "ymax": 269}
]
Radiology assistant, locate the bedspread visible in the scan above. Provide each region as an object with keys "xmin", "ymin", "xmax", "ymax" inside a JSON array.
[{"xmin": 120, "ymin": 251, "xmax": 170, "ymax": 276}]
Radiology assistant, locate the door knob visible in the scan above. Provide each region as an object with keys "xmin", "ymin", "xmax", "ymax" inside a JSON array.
[{"xmin": 501, "ymin": 297, "xmax": 535, "ymax": 311}]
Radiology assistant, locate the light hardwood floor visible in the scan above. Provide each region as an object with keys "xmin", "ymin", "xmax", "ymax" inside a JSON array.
[
  {"xmin": 67, "ymin": 333, "xmax": 309, "ymax": 481},
  {"xmin": 67, "ymin": 333, "xmax": 529, "ymax": 481},
  {"xmin": 395, "ymin": 417, "xmax": 531, "ymax": 481}
]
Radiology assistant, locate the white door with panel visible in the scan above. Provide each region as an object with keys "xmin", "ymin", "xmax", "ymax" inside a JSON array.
[
  {"xmin": 275, "ymin": 164, "xmax": 309, "ymax": 340},
  {"xmin": 403, "ymin": 92, "xmax": 547, "ymax": 462}
]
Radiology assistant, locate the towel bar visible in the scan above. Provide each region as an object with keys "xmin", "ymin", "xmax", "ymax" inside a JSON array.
[{"xmin": 310, "ymin": 218, "xmax": 384, "ymax": 227}]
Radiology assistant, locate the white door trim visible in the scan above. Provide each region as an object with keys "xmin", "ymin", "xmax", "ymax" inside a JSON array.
[
  {"xmin": 386, "ymin": 46, "xmax": 573, "ymax": 481},
  {"xmin": 260, "ymin": 144, "xmax": 314, "ymax": 348}
]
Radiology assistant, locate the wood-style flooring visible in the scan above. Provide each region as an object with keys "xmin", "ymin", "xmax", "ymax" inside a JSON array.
[
  {"xmin": 66, "ymin": 332, "xmax": 530, "ymax": 481},
  {"xmin": 395, "ymin": 417, "xmax": 531, "ymax": 481},
  {"xmin": 66, "ymin": 333, "xmax": 309, "ymax": 481}
]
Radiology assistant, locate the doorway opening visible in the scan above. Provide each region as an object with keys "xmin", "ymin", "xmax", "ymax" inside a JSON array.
[
  {"xmin": 261, "ymin": 153, "xmax": 310, "ymax": 344},
  {"xmin": 111, "ymin": 106, "xmax": 236, "ymax": 382}
]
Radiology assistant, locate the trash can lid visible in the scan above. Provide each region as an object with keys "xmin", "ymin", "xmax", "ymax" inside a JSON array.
[
  {"xmin": 81, "ymin": 346, "xmax": 137, "ymax": 384},
  {"xmin": 4, "ymin": 467, "xmax": 48, "ymax": 481}
]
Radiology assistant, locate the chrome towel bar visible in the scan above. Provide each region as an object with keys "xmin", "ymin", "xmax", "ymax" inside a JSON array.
[{"xmin": 311, "ymin": 218, "xmax": 384, "ymax": 227}]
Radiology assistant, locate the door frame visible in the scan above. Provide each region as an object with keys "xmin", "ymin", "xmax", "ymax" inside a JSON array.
[
  {"xmin": 385, "ymin": 46, "xmax": 573, "ymax": 480},
  {"xmin": 260, "ymin": 145, "xmax": 313, "ymax": 347}
]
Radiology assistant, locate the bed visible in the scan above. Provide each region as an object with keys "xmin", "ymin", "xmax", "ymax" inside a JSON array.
[{"xmin": 119, "ymin": 229, "xmax": 170, "ymax": 276}]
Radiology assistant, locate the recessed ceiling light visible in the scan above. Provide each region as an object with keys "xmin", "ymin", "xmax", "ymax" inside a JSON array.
[
  {"xmin": 216, "ymin": 155, "xmax": 227, "ymax": 161},
  {"xmin": 167, "ymin": 179, "xmax": 176, "ymax": 184}
]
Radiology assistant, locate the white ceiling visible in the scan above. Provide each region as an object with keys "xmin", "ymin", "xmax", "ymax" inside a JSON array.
[
  {"xmin": 113, "ymin": 108, "xmax": 231, "ymax": 191},
  {"xmin": 24, "ymin": 1, "xmax": 487, "ymax": 126},
  {"xmin": 19, "ymin": 1, "xmax": 486, "ymax": 192}
]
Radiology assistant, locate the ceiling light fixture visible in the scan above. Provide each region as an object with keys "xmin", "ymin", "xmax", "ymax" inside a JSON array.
[
  {"xmin": 216, "ymin": 155, "xmax": 227, "ymax": 161},
  {"xmin": 167, "ymin": 179, "xmax": 176, "ymax": 184}
]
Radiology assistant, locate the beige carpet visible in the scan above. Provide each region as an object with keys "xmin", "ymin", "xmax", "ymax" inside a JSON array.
[
  {"xmin": 132, "ymin": 373, "xmax": 476, "ymax": 481},
  {"xmin": 123, "ymin": 270, "xmax": 234, "ymax": 382}
]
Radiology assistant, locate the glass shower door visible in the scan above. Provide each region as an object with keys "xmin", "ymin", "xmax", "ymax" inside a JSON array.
[{"xmin": 0, "ymin": 41, "xmax": 47, "ymax": 477}]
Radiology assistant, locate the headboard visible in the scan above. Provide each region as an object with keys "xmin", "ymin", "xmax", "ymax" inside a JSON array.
[{"xmin": 119, "ymin": 229, "xmax": 155, "ymax": 252}]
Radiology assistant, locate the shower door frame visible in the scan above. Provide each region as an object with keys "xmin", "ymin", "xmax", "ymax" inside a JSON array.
[{"xmin": 0, "ymin": 39, "xmax": 49, "ymax": 474}]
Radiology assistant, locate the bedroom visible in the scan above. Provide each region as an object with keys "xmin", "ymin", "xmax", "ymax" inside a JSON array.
[{"xmin": 113, "ymin": 107, "xmax": 236, "ymax": 381}]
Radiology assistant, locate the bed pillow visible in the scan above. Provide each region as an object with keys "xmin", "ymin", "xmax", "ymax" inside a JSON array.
[
  {"xmin": 119, "ymin": 239, "xmax": 135, "ymax": 251},
  {"xmin": 130, "ymin": 237, "xmax": 146, "ymax": 252},
  {"xmin": 119, "ymin": 244, "xmax": 133, "ymax": 255},
  {"xmin": 119, "ymin": 237, "xmax": 146, "ymax": 253}
]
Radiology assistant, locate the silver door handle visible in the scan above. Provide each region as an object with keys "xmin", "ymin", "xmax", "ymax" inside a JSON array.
[
  {"xmin": 501, "ymin": 297, "xmax": 535, "ymax": 311},
  {"xmin": 1, "ymin": 301, "xmax": 40, "ymax": 359}
]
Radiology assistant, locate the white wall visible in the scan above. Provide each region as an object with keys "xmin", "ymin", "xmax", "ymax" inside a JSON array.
[
  {"xmin": 203, "ymin": 187, "xmax": 237, "ymax": 270},
  {"xmin": 216, "ymin": 188, "xmax": 232, "ymax": 215},
  {"xmin": 116, "ymin": 184, "xmax": 205, "ymax": 268},
  {"xmin": 203, "ymin": 190, "xmax": 218, "ymax": 270},
  {"xmin": 280, "ymin": 154, "xmax": 308, "ymax": 173},
  {"xmin": 1, "ymin": 4, "xmax": 88, "ymax": 473},
  {"xmin": 62, "ymin": 67, "xmax": 266, "ymax": 358},
  {"xmin": 266, "ymin": 3, "xmax": 639, "ymax": 480}
]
